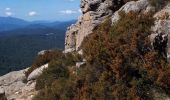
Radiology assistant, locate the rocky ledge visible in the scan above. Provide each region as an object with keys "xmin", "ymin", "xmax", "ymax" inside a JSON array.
[
  {"xmin": 0, "ymin": 69, "xmax": 36, "ymax": 100},
  {"xmin": 0, "ymin": 64, "xmax": 48, "ymax": 100}
]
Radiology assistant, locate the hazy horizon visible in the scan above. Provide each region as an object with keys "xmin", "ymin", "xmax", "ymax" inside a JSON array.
[
  {"xmin": 0, "ymin": 0, "xmax": 81, "ymax": 21},
  {"xmin": 0, "ymin": 16, "xmax": 77, "ymax": 22}
]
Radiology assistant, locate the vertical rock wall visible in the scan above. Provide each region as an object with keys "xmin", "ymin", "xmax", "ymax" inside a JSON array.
[{"xmin": 64, "ymin": 0, "xmax": 126, "ymax": 53}]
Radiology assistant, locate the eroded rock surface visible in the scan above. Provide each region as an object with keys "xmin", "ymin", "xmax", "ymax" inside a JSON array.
[
  {"xmin": 0, "ymin": 69, "xmax": 37, "ymax": 100},
  {"xmin": 65, "ymin": 0, "xmax": 126, "ymax": 53},
  {"xmin": 152, "ymin": 3, "xmax": 170, "ymax": 61},
  {"xmin": 27, "ymin": 64, "xmax": 48, "ymax": 81}
]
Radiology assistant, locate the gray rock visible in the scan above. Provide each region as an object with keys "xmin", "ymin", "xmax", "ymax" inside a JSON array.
[
  {"xmin": 64, "ymin": 0, "xmax": 126, "ymax": 53},
  {"xmin": 38, "ymin": 50, "xmax": 51, "ymax": 55},
  {"xmin": 111, "ymin": 0, "xmax": 153, "ymax": 24},
  {"xmin": 27, "ymin": 64, "xmax": 48, "ymax": 81},
  {"xmin": 76, "ymin": 62, "xmax": 86, "ymax": 68},
  {"xmin": 0, "ymin": 87, "xmax": 6, "ymax": 100},
  {"xmin": 0, "ymin": 69, "xmax": 37, "ymax": 100},
  {"xmin": 151, "ymin": 3, "xmax": 170, "ymax": 61}
]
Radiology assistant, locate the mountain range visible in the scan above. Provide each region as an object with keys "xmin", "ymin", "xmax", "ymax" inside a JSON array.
[
  {"xmin": 0, "ymin": 16, "xmax": 76, "ymax": 33},
  {"xmin": 0, "ymin": 16, "xmax": 76, "ymax": 75}
]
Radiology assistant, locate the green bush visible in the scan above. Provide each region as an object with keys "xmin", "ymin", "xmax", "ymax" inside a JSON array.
[
  {"xmin": 25, "ymin": 50, "xmax": 63, "ymax": 77},
  {"xmin": 35, "ymin": 52, "xmax": 81, "ymax": 90},
  {"xmin": 35, "ymin": 60, "xmax": 69, "ymax": 90}
]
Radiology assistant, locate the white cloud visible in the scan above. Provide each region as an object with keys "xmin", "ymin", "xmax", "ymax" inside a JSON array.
[
  {"xmin": 78, "ymin": 9, "xmax": 82, "ymax": 13},
  {"xmin": 5, "ymin": 12, "xmax": 12, "ymax": 16},
  {"xmin": 5, "ymin": 7, "xmax": 11, "ymax": 11},
  {"xmin": 66, "ymin": 0, "xmax": 75, "ymax": 2},
  {"xmin": 28, "ymin": 11, "xmax": 37, "ymax": 16},
  {"xmin": 60, "ymin": 10, "xmax": 77, "ymax": 14},
  {"xmin": 69, "ymin": 0, "xmax": 75, "ymax": 1}
]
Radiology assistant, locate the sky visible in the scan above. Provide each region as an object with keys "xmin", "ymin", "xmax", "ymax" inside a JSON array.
[{"xmin": 0, "ymin": 0, "xmax": 81, "ymax": 21}]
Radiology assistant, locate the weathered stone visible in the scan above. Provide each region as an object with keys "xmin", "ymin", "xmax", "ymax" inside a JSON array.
[
  {"xmin": 65, "ymin": 0, "xmax": 126, "ymax": 53},
  {"xmin": 76, "ymin": 62, "xmax": 86, "ymax": 68},
  {"xmin": 0, "ymin": 87, "xmax": 6, "ymax": 100},
  {"xmin": 38, "ymin": 50, "xmax": 52, "ymax": 56},
  {"xmin": 0, "ymin": 69, "xmax": 37, "ymax": 100},
  {"xmin": 27, "ymin": 64, "xmax": 48, "ymax": 81},
  {"xmin": 151, "ymin": 3, "xmax": 170, "ymax": 61},
  {"xmin": 112, "ymin": 0, "xmax": 153, "ymax": 24}
]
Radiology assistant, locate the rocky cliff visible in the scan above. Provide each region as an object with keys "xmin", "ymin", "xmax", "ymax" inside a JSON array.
[
  {"xmin": 65, "ymin": 0, "xmax": 127, "ymax": 53},
  {"xmin": 1, "ymin": 0, "xmax": 170, "ymax": 99},
  {"xmin": 65, "ymin": 0, "xmax": 170, "ymax": 61}
]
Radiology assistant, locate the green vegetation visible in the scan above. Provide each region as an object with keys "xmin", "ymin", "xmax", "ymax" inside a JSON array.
[
  {"xmin": 0, "ymin": 20, "xmax": 76, "ymax": 76},
  {"xmin": 0, "ymin": 29, "xmax": 65, "ymax": 76},
  {"xmin": 82, "ymin": 11, "xmax": 170, "ymax": 99},
  {"xmin": 32, "ymin": 51, "xmax": 82, "ymax": 100},
  {"xmin": 33, "ymin": 11, "xmax": 170, "ymax": 100},
  {"xmin": 25, "ymin": 50, "xmax": 63, "ymax": 77}
]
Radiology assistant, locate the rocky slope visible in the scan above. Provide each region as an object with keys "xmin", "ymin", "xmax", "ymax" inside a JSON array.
[
  {"xmin": 1, "ymin": 0, "xmax": 170, "ymax": 99},
  {"xmin": 0, "ymin": 69, "xmax": 36, "ymax": 100},
  {"xmin": 0, "ymin": 64, "xmax": 48, "ymax": 100},
  {"xmin": 65, "ymin": 0, "xmax": 170, "ymax": 62}
]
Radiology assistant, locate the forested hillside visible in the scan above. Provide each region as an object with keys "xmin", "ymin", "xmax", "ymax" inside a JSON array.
[{"xmin": 0, "ymin": 20, "xmax": 75, "ymax": 76}]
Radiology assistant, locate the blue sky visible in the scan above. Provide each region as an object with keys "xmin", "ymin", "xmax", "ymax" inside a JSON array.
[{"xmin": 0, "ymin": 0, "xmax": 81, "ymax": 21}]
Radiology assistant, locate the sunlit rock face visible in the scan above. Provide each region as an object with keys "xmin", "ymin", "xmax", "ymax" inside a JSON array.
[
  {"xmin": 65, "ymin": 0, "xmax": 170, "ymax": 62},
  {"xmin": 0, "ymin": 69, "xmax": 37, "ymax": 100},
  {"xmin": 64, "ymin": 0, "xmax": 126, "ymax": 53}
]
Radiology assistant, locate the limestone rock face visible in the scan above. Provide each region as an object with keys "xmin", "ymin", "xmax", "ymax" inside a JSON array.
[
  {"xmin": 0, "ymin": 69, "xmax": 37, "ymax": 100},
  {"xmin": 65, "ymin": 0, "xmax": 126, "ymax": 52}
]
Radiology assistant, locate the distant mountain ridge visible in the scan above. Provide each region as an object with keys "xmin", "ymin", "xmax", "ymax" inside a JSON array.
[
  {"xmin": 0, "ymin": 17, "xmax": 76, "ymax": 75},
  {"xmin": 0, "ymin": 16, "xmax": 76, "ymax": 32}
]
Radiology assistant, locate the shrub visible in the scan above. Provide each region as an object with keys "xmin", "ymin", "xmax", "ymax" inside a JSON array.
[
  {"xmin": 35, "ymin": 60, "xmax": 69, "ymax": 90},
  {"xmin": 33, "ymin": 11, "xmax": 170, "ymax": 100},
  {"xmin": 81, "ymin": 11, "xmax": 170, "ymax": 99},
  {"xmin": 35, "ymin": 52, "xmax": 80, "ymax": 90},
  {"xmin": 25, "ymin": 50, "xmax": 63, "ymax": 77}
]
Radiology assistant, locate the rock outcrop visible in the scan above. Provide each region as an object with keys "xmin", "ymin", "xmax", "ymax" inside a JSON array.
[
  {"xmin": 65, "ymin": 0, "xmax": 127, "ymax": 53},
  {"xmin": 27, "ymin": 64, "xmax": 48, "ymax": 81},
  {"xmin": 66, "ymin": 0, "xmax": 170, "ymax": 61},
  {"xmin": 152, "ymin": 3, "xmax": 170, "ymax": 61},
  {"xmin": 1, "ymin": 0, "xmax": 170, "ymax": 99},
  {"xmin": 0, "ymin": 69, "xmax": 37, "ymax": 100},
  {"xmin": 0, "ymin": 87, "xmax": 6, "ymax": 100},
  {"xmin": 0, "ymin": 63, "xmax": 49, "ymax": 100},
  {"xmin": 111, "ymin": 0, "xmax": 154, "ymax": 23},
  {"xmin": 110, "ymin": 0, "xmax": 170, "ymax": 61}
]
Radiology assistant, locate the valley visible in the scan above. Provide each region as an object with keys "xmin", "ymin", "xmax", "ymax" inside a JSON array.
[{"xmin": 0, "ymin": 17, "xmax": 76, "ymax": 75}]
